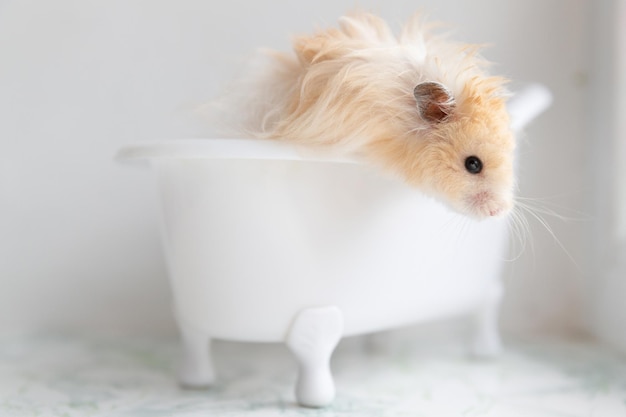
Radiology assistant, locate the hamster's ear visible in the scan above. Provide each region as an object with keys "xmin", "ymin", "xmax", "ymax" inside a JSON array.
[{"xmin": 413, "ymin": 82, "xmax": 456, "ymax": 124}]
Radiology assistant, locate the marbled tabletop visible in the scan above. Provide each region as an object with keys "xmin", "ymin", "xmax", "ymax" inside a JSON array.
[{"xmin": 1, "ymin": 333, "xmax": 626, "ymax": 416}]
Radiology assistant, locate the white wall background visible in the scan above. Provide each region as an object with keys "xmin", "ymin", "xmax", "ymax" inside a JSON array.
[
  {"xmin": 587, "ymin": 0, "xmax": 626, "ymax": 350},
  {"xmin": 0, "ymin": 0, "xmax": 592, "ymax": 339}
]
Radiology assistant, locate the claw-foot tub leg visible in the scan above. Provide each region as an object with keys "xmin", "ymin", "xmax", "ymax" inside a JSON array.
[
  {"xmin": 470, "ymin": 282, "xmax": 503, "ymax": 358},
  {"xmin": 177, "ymin": 319, "xmax": 216, "ymax": 389},
  {"xmin": 286, "ymin": 306, "xmax": 344, "ymax": 408}
]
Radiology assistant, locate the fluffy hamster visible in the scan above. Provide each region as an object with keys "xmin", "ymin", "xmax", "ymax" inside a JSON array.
[{"xmin": 208, "ymin": 13, "xmax": 515, "ymax": 219}]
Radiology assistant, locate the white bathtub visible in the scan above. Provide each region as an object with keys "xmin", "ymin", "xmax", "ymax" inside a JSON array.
[{"xmin": 117, "ymin": 84, "xmax": 552, "ymax": 407}]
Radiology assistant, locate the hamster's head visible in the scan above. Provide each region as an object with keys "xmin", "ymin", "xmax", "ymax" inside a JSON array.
[
  {"xmin": 402, "ymin": 81, "xmax": 516, "ymax": 219},
  {"xmin": 359, "ymin": 78, "xmax": 515, "ymax": 220}
]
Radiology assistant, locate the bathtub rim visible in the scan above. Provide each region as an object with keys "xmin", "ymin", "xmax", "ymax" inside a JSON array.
[{"xmin": 116, "ymin": 138, "xmax": 359, "ymax": 164}]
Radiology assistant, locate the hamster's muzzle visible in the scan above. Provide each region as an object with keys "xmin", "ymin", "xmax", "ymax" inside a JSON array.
[{"xmin": 467, "ymin": 191, "xmax": 512, "ymax": 218}]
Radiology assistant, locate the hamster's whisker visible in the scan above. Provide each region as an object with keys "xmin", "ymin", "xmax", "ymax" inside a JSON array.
[
  {"xmin": 505, "ymin": 205, "xmax": 532, "ymax": 263},
  {"xmin": 514, "ymin": 196, "xmax": 589, "ymax": 222},
  {"xmin": 458, "ymin": 216, "xmax": 472, "ymax": 246},
  {"xmin": 438, "ymin": 213, "xmax": 465, "ymax": 255},
  {"xmin": 514, "ymin": 200, "xmax": 582, "ymax": 272},
  {"xmin": 440, "ymin": 212, "xmax": 461, "ymax": 234}
]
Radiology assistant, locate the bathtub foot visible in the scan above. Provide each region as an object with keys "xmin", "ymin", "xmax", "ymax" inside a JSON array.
[
  {"xmin": 177, "ymin": 323, "xmax": 215, "ymax": 389},
  {"xmin": 286, "ymin": 306, "xmax": 344, "ymax": 408},
  {"xmin": 470, "ymin": 283, "xmax": 503, "ymax": 359}
]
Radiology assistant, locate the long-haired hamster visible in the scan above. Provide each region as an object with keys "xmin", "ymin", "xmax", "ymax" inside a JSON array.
[{"xmin": 207, "ymin": 12, "xmax": 515, "ymax": 219}]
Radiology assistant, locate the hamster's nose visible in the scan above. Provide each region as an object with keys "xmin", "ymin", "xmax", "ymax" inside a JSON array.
[
  {"xmin": 489, "ymin": 198, "xmax": 513, "ymax": 217},
  {"xmin": 468, "ymin": 191, "xmax": 512, "ymax": 218}
]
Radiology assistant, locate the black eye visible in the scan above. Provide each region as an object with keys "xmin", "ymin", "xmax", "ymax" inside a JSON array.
[{"xmin": 465, "ymin": 156, "xmax": 483, "ymax": 174}]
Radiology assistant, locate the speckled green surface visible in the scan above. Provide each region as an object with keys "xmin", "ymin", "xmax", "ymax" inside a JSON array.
[{"xmin": 1, "ymin": 334, "xmax": 625, "ymax": 416}]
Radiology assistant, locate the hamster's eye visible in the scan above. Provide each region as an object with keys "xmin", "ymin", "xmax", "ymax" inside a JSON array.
[{"xmin": 465, "ymin": 156, "xmax": 483, "ymax": 174}]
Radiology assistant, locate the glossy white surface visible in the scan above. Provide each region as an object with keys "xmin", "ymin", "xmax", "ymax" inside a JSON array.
[{"xmin": 149, "ymin": 153, "xmax": 507, "ymax": 342}]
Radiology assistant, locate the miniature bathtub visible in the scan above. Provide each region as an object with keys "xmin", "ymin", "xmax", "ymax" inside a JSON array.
[{"xmin": 117, "ymin": 84, "xmax": 551, "ymax": 407}]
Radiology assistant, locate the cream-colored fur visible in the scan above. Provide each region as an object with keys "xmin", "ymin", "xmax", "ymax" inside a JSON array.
[{"xmin": 206, "ymin": 13, "xmax": 515, "ymax": 219}]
